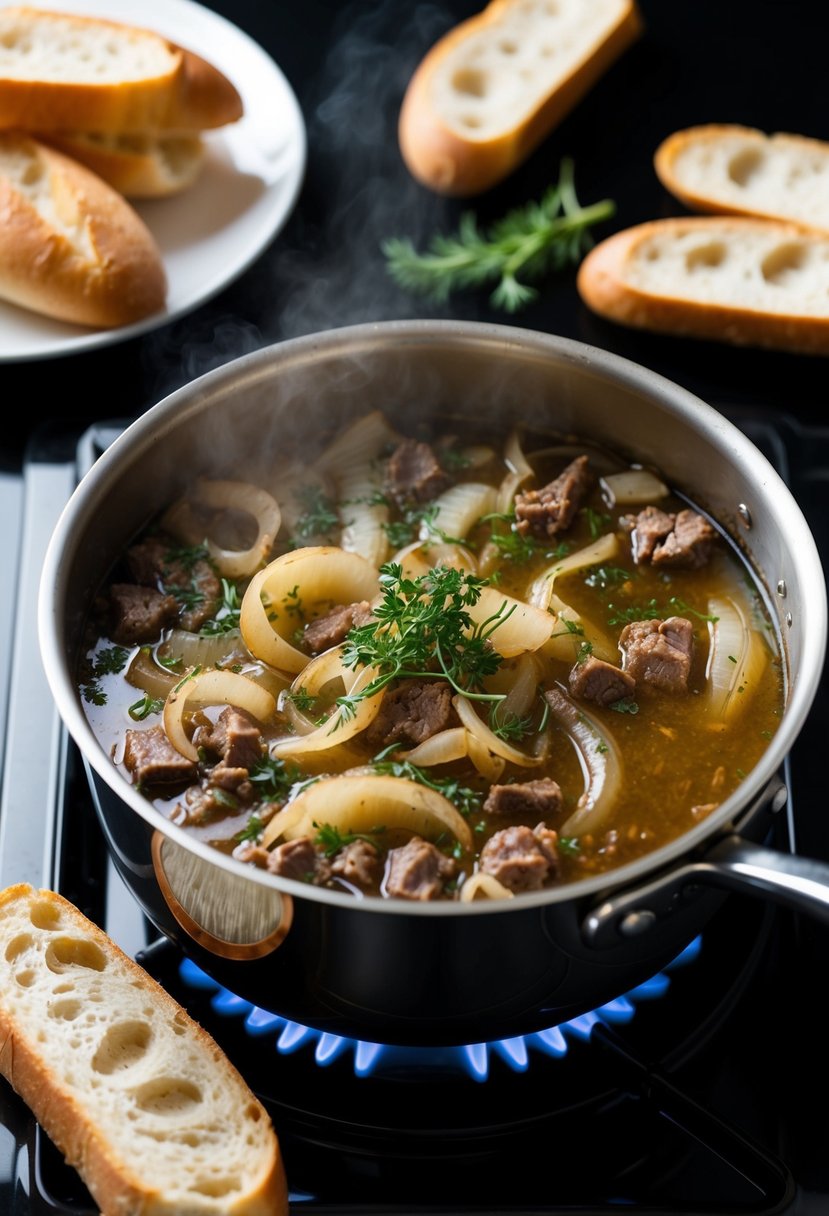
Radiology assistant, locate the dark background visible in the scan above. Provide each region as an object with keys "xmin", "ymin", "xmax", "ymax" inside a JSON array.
[{"xmin": 3, "ymin": 0, "xmax": 828, "ymax": 464}]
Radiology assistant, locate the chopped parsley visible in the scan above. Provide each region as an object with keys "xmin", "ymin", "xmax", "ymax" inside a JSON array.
[
  {"xmin": 607, "ymin": 598, "xmax": 661, "ymax": 626},
  {"xmin": 93, "ymin": 645, "xmax": 130, "ymax": 676},
  {"xmin": 668, "ymin": 596, "xmax": 719, "ymax": 623},
  {"xmin": 292, "ymin": 486, "xmax": 339, "ymax": 544},
  {"xmin": 584, "ymin": 565, "xmax": 631, "ymax": 590},
  {"xmin": 558, "ymin": 836, "xmax": 581, "ymax": 856},
  {"xmin": 582, "ymin": 506, "xmax": 612, "ymax": 540},
  {"xmin": 81, "ymin": 681, "xmax": 107, "ymax": 706},
  {"xmin": 609, "ymin": 697, "xmax": 639, "ymax": 715},
  {"xmin": 234, "ymin": 813, "xmax": 265, "ymax": 844},
  {"xmin": 248, "ymin": 755, "xmax": 302, "ymax": 804},
  {"xmin": 488, "ymin": 707, "xmax": 532, "ymax": 742},
  {"xmin": 313, "ymin": 821, "xmax": 384, "ymax": 858}
]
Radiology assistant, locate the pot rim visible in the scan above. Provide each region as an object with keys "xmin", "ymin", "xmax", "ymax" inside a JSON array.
[{"xmin": 37, "ymin": 319, "xmax": 828, "ymax": 918}]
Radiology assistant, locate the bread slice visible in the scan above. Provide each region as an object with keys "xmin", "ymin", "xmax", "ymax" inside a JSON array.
[
  {"xmin": 41, "ymin": 130, "xmax": 206, "ymax": 198},
  {"xmin": 655, "ymin": 124, "xmax": 829, "ymax": 233},
  {"xmin": 399, "ymin": 0, "xmax": 643, "ymax": 196},
  {"xmin": 576, "ymin": 216, "xmax": 829, "ymax": 355},
  {"xmin": 0, "ymin": 7, "xmax": 243, "ymax": 133},
  {"xmin": 0, "ymin": 884, "xmax": 287, "ymax": 1216},
  {"xmin": 0, "ymin": 131, "xmax": 167, "ymax": 327}
]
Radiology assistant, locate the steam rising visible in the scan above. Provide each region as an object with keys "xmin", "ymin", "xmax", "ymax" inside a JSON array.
[{"xmin": 143, "ymin": 2, "xmax": 462, "ymax": 402}]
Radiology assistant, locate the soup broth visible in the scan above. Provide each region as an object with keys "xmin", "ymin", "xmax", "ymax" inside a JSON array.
[{"xmin": 79, "ymin": 411, "xmax": 784, "ymax": 902}]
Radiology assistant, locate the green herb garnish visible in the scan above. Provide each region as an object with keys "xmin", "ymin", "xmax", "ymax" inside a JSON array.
[
  {"xmin": 584, "ymin": 565, "xmax": 630, "ymax": 590},
  {"xmin": 383, "ymin": 159, "xmax": 615, "ymax": 311},
  {"xmin": 558, "ymin": 836, "xmax": 581, "ymax": 856},
  {"xmin": 93, "ymin": 645, "xmax": 130, "ymax": 676},
  {"xmin": 607, "ymin": 599, "xmax": 661, "ymax": 626},
  {"xmin": 582, "ymin": 506, "xmax": 612, "ymax": 541},
  {"xmin": 668, "ymin": 596, "xmax": 720, "ymax": 623},
  {"xmin": 235, "ymin": 813, "xmax": 265, "ymax": 845},
  {"xmin": 313, "ymin": 821, "xmax": 384, "ymax": 859},
  {"xmin": 609, "ymin": 697, "xmax": 639, "ymax": 715},
  {"xmin": 292, "ymin": 486, "xmax": 339, "ymax": 543},
  {"xmin": 336, "ymin": 563, "xmax": 510, "ymax": 722},
  {"xmin": 200, "ymin": 577, "xmax": 242, "ymax": 636},
  {"xmin": 81, "ymin": 682, "xmax": 107, "ymax": 706},
  {"xmin": 371, "ymin": 745, "xmax": 482, "ymax": 819},
  {"xmin": 127, "ymin": 693, "xmax": 164, "ymax": 721},
  {"xmin": 248, "ymin": 755, "xmax": 302, "ymax": 804}
]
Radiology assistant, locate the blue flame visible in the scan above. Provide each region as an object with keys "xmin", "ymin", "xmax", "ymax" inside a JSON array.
[{"xmin": 180, "ymin": 936, "xmax": 701, "ymax": 1083}]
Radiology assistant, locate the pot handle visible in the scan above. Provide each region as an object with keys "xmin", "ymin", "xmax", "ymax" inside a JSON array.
[{"xmin": 583, "ymin": 822, "xmax": 829, "ymax": 948}]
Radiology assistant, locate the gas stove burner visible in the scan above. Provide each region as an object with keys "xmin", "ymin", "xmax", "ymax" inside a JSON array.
[{"xmin": 179, "ymin": 935, "xmax": 702, "ymax": 1082}]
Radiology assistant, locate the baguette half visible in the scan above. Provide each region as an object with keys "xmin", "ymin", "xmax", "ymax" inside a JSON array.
[
  {"xmin": 40, "ymin": 130, "xmax": 206, "ymax": 198},
  {"xmin": 0, "ymin": 7, "xmax": 243, "ymax": 133},
  {"xmin": 399, "ymin": 0, "xmax": 642, "ymax": 196},
  {"xmin": 577, "ymin": 216, "xmax": 829, "ymax": 355},
  {"xmin": 0, "ymin": 131, "xmax": 166, "ymax": 327},
  {"xmin": 0, "ymin": 884, "xmax": 287, "ymax": 1216},
  {"xmin": 655, "ymin": 124, "xmax": 829, "ymax": 234}
]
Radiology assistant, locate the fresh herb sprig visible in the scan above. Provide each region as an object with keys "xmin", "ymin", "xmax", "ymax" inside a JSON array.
[
  {"xmin": 383, "ymin": 159, "xmax": 615, "ymax": 312},
  {"xmin": 337, "ymin": 563, "xmax": 511, "ymax": 721},
  {"xmin": 313, "ymin": 821, "xmax": 385, "ymax": 859},
  {"xmin": 200, "ymin": 577, "xmax": 242, "ymax": 636}
]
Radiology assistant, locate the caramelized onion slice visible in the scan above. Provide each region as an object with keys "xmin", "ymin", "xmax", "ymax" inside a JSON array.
[
  {"xmin": 266, "ymin": 774, "xmax": 473, "ymax": 851},
  {"xmin": 423, "ymin": 482, "xmax": 496, "ymax": 545},
  {"xmin": 544, "ymin": 595, "xmax": 617, "ymax": 664},
  {"xmin": 600, "ymin": 469, "xmax": 669, "ymax": 506},
  {"xmin": 162, "ymin": 479, "xmax": 281, "ymax": 578},
  {"xmin": 453, "ymin": 694, "xmax": 543, "ymax": 768},
  {"xmin": 460, "ymin": 872, "xmax": 514, "ymax": 902},
  {"xmin": 544, "ymin": 687, "xmax": 622, "ymax": 837},
  {"xmin": 270, "ymin": 663, "xmax": 385, "ymax": 757},
  {"xmin": 402, "ymin": 726, "xmax": 469, "ymax": 766},
  {"xmin": 240, "ymin": 547, "xmax": 380, "ymax": 675},
  {"xmin": 706, "ymin": 595, "xmax": 770, "ymax": 721},
  {"xmin": 495, "ymin": 429, "xmax": 534, "ymax": 515},
  {"xmin": 159, "ymin": 628, "xmax": 246, "ymax": 673},
  {"xmin": 314, "ymin": 411, "xmax": 399, "ymax": 570},
  {"xmin": 163, "ymin": 670, "xmax": 276, "ymax": 762},
  {"xmin": 528, "ymin": 533, "xmax": 619, "ymax": 612},
  {"xmin": 126, "ymin": 648, "xmax": 177, "ymax": 701},
  {"xmin": 466, "ymin": 587, "xmax": 552, "ymax": 657}
]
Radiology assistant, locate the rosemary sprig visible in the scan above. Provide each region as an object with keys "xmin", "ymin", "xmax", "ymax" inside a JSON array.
[{"xmin": 383, "ymin": 159, "xmax": 615, "ymax": 312}]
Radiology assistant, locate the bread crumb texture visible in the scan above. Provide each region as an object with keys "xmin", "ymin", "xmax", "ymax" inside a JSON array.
[
  {"xmin": 625, "ymin": 222, "xmax": 829, "ymax": 314},
  {"xmin": 431, "ymin": 0, "xmax": 629, "ymax": 140},
  {"xmin": 0, "ymin": 7, "xmax": 178, "ymax": 83},
  {"xmin": 657, "ymin": 127, "xmax": 829, "ymax": 231},
  {"xmin": 0, "ymin": 885, "xmax": 284, "ymax": 1216}
]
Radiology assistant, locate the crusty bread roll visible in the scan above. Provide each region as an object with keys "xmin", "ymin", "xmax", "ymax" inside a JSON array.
[
  {"xmin": 0, "ymin": 6, "xmax": 243, "ymax": 133},
  {"xmin": 399, "ymin": 0, "xmax": 642, "ymax": 196},
  {"xmin": 0, "ymin": 131, "xmax": 167, "ymax": 327},
  {"xmin": 41, "ymin": 130, "xmax": 206, "ymax": 198},
  {"xmin": 654, "ymin": 124, "xmax": 829, "ymax": 234},
  {"xmin": 577, "ymin": 216, "xmax": 829, "ymax": 355},
  {"xmin": 0, "ymin": 884, "xmax": 287, "ymax": 1216}
]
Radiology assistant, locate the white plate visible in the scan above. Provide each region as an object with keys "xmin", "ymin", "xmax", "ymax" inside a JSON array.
[{"xmin": 0, "ymin": 0, "xmax": 306, "ymax": 362}]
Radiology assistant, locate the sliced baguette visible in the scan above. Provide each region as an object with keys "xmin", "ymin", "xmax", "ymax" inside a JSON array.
[
  {"xmin": 40, "ymin": 130, "xmax": 206, "ymax": 198},
  {"xmin": 655, "ymin": 124, "xmax": 829, "ymax": 233},
  {"xmin": 0, "ymin": 7, "xmax": 243, "ymax": 133},
  {"xmin": 0, "ymin": 884, "xmax": 287, "ymax": 1216},
  {"xmin": 576, "ymin": 216, "xmax": 829, "ymax": 355},
  {"xmin": 0, "ymin": 130, "xmax": 166, "ymax": 327},
  {"xmin": 399, "ymin": 0, "xmax": 643, "ymax": 196}
]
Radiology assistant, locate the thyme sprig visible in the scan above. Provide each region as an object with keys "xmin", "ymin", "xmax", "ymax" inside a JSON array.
[{"xmin": 383, "ymin": 159, "xmax": 615, "ymax": 312}]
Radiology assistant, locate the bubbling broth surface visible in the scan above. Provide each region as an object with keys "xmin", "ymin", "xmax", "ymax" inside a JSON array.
[{"xmin": 79, "ymin": 411, "xmax": 784, "ymax": 903}]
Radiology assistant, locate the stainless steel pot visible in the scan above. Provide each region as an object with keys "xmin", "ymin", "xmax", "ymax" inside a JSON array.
[{"xmin": 38, "ymin": 321, "xmax": 828, "ymax": 1045}]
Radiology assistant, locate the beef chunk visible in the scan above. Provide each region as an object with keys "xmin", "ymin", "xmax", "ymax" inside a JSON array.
[
  {"xmin": 629, "ymin": 505, "xmax": 675, "ymax": 563},
  {"xmin": 210, "ymin": 765, "xmax": 252, "ymax": 797},
  {"xmin": 109, "ymin": 584, "xmax": 179, "ymax": 644},
  {"xmin": 178, "ymin": 784, "xmax": 235, "ymax": 825},
  {"xmin": 331, "ymin": 840, "xmax": 382, "ymax": 890},
  {"xmin": 386, "ymin": 439, "xmax": 451, "ymax": 506},
  {"xmin": 514, "ymin": 455, "xmax": 590, "ymax": 538},
  {"xmin": 630, "ymin": 506, "xmax": 715, "ymax": 569},
  {"xmin": 304, "ymin": 600, "xmax": 373, "ymax": 654},
  {"xmin": 233, "ymin": 842, "xmax": 270, "ymax": 867},
  {"xmin": 479, "ymin": 824, "xmax": 559, "ymax": 893},
  {"xmin": 384, "ymin": 837, "xmax": 456, "ymax": 901},
  {"xmin": 366, "ymin": 679, "xmax": 453, "ymax": 749},
  {"xmin": 126, "ymin": 535, "xmax": 222, "ymax": 632},
  {"xmin": 483, "ymin": 778, "xmax": 563, "ymax": 819},
  {"xmin": 652, "ymin": 509, "xmax": 716, "ymax": 569},
  {"xmin": 267, "ymin": 837, "xmax": 330, "ymax": 884},
  {"xmin": 569, "ymin": 655, "xmax": 636, "ymax": 706},
  {"xmin": 619, "ymin": 616, "xmax": 694, "ymax": 694},
  {"xmin": 123, "ymin": 726, "xmax": 197, "ymax": 786},
  {"xmin": 195, "ymin": 707, "xmax": 264, "ymax": 770}
]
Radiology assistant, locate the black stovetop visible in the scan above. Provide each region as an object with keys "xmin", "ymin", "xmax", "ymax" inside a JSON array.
[{"xmin": 0, "ymin": 407, "xmax": 827, "ymax": 1215}]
